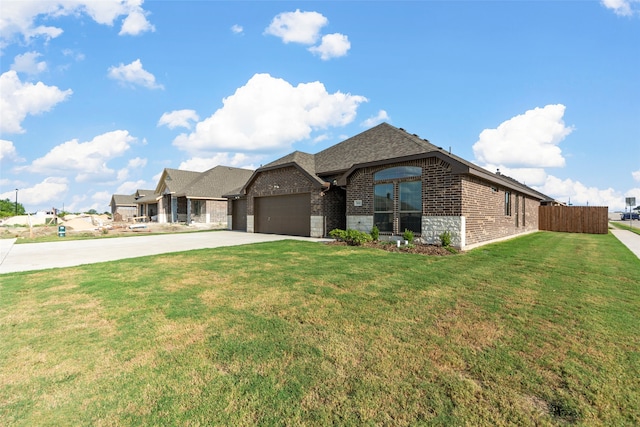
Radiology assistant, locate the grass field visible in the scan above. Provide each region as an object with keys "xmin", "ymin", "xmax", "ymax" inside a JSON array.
[
  {"xmin": 610, "ymin": 221, "xmax": 640, "ymax": 235},
  {"xmin": 1, "ymin": 231, "xmax": 638, "ymax": 425}
]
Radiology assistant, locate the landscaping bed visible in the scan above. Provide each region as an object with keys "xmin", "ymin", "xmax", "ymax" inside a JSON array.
[{"xmin": 327, "ymin": 239, "xmax": 456, "ymax": 255}]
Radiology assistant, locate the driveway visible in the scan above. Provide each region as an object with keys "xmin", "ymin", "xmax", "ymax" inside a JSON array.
[{"xmin": 0, "ymin": 231, "xmax": 331, "ymax": 274}]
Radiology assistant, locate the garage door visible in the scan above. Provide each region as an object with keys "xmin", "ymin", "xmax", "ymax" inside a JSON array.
[
  {"xmin": 231, "ymin": 198, "xmax": 247, "ymax": 231},
  {"xmin": 255, "ymin": 193, "xmax": 310, "ymax": 236}
]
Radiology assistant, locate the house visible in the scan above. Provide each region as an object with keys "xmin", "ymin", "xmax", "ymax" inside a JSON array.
[
  {"xmin": 153, "ymin": 166, "xmax": 254, "ymax": 225},
  {"xmin": 110, "ymin": 194, "xmax": 137, "ymax": 221},
  {"xmin": 234, "ymin": 122, "xmax": 553, "ymax": 250},
  {"xmin": 133, "ymin": 189, "xmax": 159, "ymax": 221}
]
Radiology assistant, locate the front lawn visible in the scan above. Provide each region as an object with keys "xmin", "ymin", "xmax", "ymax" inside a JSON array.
[{"xmin": 1, "ymin": 232, "xmax": 638, "ymax": 425}]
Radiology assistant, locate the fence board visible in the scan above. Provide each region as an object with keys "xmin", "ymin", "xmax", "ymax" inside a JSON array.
[{"xmin": 538, "ymin": 206, "xmax": 609, "ymax": 234}]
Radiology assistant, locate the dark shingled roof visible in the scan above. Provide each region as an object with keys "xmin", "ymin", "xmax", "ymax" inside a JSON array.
[
  {"xmin": 155, "ymin": 168, "xmax": 202, "ymax": 195},
  {"xmin": 111, "ymin": 194, "xmax": 137, "ymax": 206},
  {"xmin": 178, "ymin": 166, "xmax": 254, "ymax": 198},
  {"xmin": 315, "ymin": 122, "xmax": 438, "ymax": 175}
]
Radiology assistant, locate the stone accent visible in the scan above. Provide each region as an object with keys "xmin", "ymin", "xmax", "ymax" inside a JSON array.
[
  {"xmin": 346, "ymin": 215, "xmax": 374, "ymax": 233},
  {"xmin": 227, "ymin": 215, "xmax": 232, "ymax": 230},
  {"xmin": 421, "ymin": 216, "xmax": 465, "ymax": 248},
  {"xmin": 310, "ymin": 216, "xmax": 325, "ymax": 237},
  {"xmin": 247, "ymin": 215, "xmax": 254, "ymax": 233}
]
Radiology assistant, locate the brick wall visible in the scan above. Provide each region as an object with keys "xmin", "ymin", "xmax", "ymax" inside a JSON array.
[
  {"xmin": 246, "ymin": 166, "xmax": 321, "ymax": 215},
  {"xmin": 461, "ymin": 176, "xmax": 539, "ymax": 246},
  {"xmin": 346, "ymin": 157, "xmax": 463, "ymax": 228}
]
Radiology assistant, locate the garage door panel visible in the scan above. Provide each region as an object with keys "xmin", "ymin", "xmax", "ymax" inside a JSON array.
[{"xmin": 255, "ymin": 193, "xmax": 310, "ymax": 236}]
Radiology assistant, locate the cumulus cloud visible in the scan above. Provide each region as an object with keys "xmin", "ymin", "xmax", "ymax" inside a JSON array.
[
  {"xmin": 178, "ymin": 153, "xmax": 258, "ymax": 172},
  {"xmin": 361, "ymin": 110, "xmax": 390, "ymax": 128},
  {"xmin": 107, "ymin": 59, "xmax": 163, "ymax": 89},
  {"xmin": 632, "ymin": 170, "xmax": 640, "ymax": 182},
  {"xmin": 309, "ymin": 33, "xmax": 351, "ymax": 60},
  {"xmin": 23, "ymin": 130, "xmax": 136, "ymax": 182},
  {"xmin": 0, "ymin": 70, "xmax": 72, "ymax": 133},
  {"xmin": 11, "ymin": 51, "xmax": 47, "ymax": 75},
  {"xmin": 535, "ymin": 175, "xmax": 634, "ymax": 210},
  {"xmin": 231, "ymin": 24, "xmax": 243, "ymax": 35},
  {"xmin": 0, "ymin": 139, "xmax": 24, "ymax": 163},
  {"xmin": 173, "ymin": 73, "xmax": 367, "ymax": 156},
  {"xmin": 127, "ymin": 157, "xmax": 147, "ymax": 169},
  {"xmin": 601, "ymin": 0, "xmax": 637, "ymax": 16},
  {"xmin": 119, "ymin": 8, "xmax": 155, "ymax": 36},
  {"xmin": 158, "ymin": 109, "xmax": 200, "ymax": 129},
  {"xmin": 116, "ymin": 179, "xmax": 149, "ymax": 194},
  {"xmin": 265, "ymin": 10, "xmax": 327, "ymax": 44},
  {"xmin": 0, "ymin": 177, "xmax": 68, "ymax": 209},
  {"xmin": 0, "ymin": 0, "xmax": 154, "ymax": 48},
  {"xmin": 473, "ymin": 104, "xmax": 573, "ymax": 168}
]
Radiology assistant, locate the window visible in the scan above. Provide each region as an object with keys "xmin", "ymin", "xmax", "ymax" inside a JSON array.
[
  {"xmin": 399, "ymin": 181, "xmax": 422, "ymax": 233},
  {"xmin": 505, "ymin": 191, "xmax": 511, "ymax": 216},
  {"xmin": 373, "ymin": 166, "xmax": 422, "ymax": 234},
  {"xmin": 374, "ymin": 183, "xmax": 394, "ymax": 232},
  {"xmin": 374, "ymin": 166, "xmax": 421, "ymax": 181}
]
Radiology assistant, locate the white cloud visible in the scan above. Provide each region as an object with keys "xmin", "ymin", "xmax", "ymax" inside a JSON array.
[
  {"xmin": 107, "ymin": 59, "xmax": 163, "ymax": 89},
  {"xmin": 158, "ymin": 109, "xmax": 200, "ymax": 129},
  {"xmin": 600, "ymin": 0, "xmax": 637, "ymax": 16},
  {"xmin": 483, "ymin": 164, "xmax": 549, "ymax": 187},
  {"xmin": 361, "ymin": 110, "xmax": 390, "ymax": 128},
  {"xmin": 0, "ymin": 70, "xmax": 72, "ymax": 133},
  {"xmin": 265, "ymin": 10, "xmax": 327, "ymax": 44},
  {"xmin": 127, "ymin": 157, "xmax": 147, "ymax": 169},
  {"xmin": 309, "ymin": 33, "xmax": 351, "ymax": 60},
  {"xmin": 473, "ymin": 104, "xmax": 573, "ymax": 168},
  {"xmin": 178, "ymin": 153, "xmax": 258, "ymax": 172},
  {"xmin": 119, "ymin": 8, "xmax": 155, "ymax": 36},
  {"xmin": 173, "ymin": 73, "xmax": 367, "ymax": 156},
  {"xmin": 535, "ymin": 175, "xmax": 636, "ymax": 210},
  {"xmin": 0, "ymin": 177, "xmax": 68, "ymax": 210},
  {"xmin": 231, "ymin": 24, "xmax": 243, "ymax": 35},
  {"xmin": 24, "ymin": 130, "xmax": 136, "ymax": 182},
  {"xmin": 11, "ymin": 51, "xmax": 47, "ymax": 75},
  {"xmin": 0, "ymin": 139, "xmax": 24, "ymax": 163},
  {"xmin": 632, "ymin": 170, "xmax": 640, "ymax": 182},
  {"xmin": 0, "ymin": 0, "xmax": 155, "ymax": 49},
  {"xmin": 116, "ymin": 179, "xmax": 149, "ymax": 194}
]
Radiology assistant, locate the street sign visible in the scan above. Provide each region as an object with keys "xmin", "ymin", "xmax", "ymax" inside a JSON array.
[{"xmin": 626, "ymin": 197, "xmax": 636, "ymax": 207}]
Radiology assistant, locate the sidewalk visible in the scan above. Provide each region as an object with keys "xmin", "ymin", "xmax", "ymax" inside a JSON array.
[{"xmin": 609, "ymin": 226, "xmax": 640, "ymax": 259}]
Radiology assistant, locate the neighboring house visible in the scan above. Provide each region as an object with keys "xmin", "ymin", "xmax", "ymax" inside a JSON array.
[
  {"xmin": 154, "ymin": 166, "xmax": 254, "ymax": 225},
  {"xmin": 133, "ymin": 189, "xmax": 159, "ymax": 221},
  {"xmin": 110, "ymin": 194, "xmax": 137, "ymax": 222},
  {"xmin": 235, "ymin": 123, "xmax": 553, "ymax": 249}
]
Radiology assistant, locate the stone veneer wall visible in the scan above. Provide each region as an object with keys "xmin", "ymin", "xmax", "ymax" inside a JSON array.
[{"xmin": 421, "ymin": 216, "xmax": 465, "ymax": 248}]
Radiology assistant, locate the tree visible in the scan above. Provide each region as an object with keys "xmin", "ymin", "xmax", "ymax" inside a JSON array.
[{"xmin": 0, "ymin": 198, "xmax": 25, "ymax": 218}]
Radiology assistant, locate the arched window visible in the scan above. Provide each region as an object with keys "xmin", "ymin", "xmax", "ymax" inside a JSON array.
[{"xmin": 374, "ymin": 166, "xmax": 421, "ymax": 181}]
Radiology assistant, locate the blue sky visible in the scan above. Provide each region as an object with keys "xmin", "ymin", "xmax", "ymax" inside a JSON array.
[{"xmin": 1, "ymin": 0, "xmax": 639, "ymax": 213}]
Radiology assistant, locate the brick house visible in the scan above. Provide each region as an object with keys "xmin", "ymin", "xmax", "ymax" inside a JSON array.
[
  {"xmin": 233, "ymin": 123, "xmax": 553, "ymax": 249},
  {"xmin": 109, "ymin": 194, "xmax": 137, "ymax": 222},
  {"xmin": 153, "ymin": 166, "xmax": 254, "ymax": 225}
]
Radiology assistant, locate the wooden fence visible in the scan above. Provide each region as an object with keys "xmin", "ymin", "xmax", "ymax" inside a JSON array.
[{"xmin": 538, "ymin": 206, "xmax": 609, "ymax": 234}]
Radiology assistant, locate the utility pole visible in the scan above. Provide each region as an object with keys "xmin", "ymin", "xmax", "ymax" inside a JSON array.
[{"xmin": 15, "ymin": 188, "xmax": 18, "ymax": 216}]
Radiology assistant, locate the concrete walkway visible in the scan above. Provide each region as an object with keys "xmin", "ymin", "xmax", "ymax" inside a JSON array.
[
  {"xmin": 609, "ymin": 226, "xmax": 640, "ymax": 260},
  {"xmin": 0, "ymin": 231, "xmax": 330, "ymax": 274}
]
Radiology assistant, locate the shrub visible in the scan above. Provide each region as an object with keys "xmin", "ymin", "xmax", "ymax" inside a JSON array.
[
  {"xmin": 329, "ymin": 228, "xmax": 372, "ymax": 246},
  {"xmin": 370, "ymin": 225, "xmax": 379, "ymax": 241},
  {"xmin": 439, "ymin": 230, "xmax": 452, "ymax": 247},
  {"xmin": 403, "ymin": 229, "xmax": 414, "ymax": 244}
]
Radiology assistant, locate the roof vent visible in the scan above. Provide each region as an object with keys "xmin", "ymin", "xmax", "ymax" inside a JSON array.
[{"xmin": 496, "ymin": 168, "xmax": 501, "ymax": 175}]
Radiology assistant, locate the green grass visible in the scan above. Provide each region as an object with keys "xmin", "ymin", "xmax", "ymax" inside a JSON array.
[
  {"xmin": 1, "ymin": 232, "xmax": 638, "ymax": 425},
  {"xmin": 610, "ymin": 221, "xmax": 640, "ymax": 235}
]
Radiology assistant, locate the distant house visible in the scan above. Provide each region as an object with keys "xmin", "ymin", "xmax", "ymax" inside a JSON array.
[
  {"xmin": 234, "ymin": 123, "xmax": 554, "ymax": 249},
  {"xmin": 153, "ymin": 166, "xmax": 254, "ymax": 225},
  {"xmin": 110, "ymin": 194, "xmax": 137, "ymax": 222},
  {"xmin": 133, "ymin": 189, "xmax": 159, "ymax": 221}
]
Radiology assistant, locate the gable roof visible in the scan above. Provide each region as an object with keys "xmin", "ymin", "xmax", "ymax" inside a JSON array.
[
  {"xmin": 315, "ymin": 122, "xmax": 439, "ymax": 175},
  {"xmin": 154, "ymin": 168, "xmax": 201, "ymax": 195},
  {"xmin": 177, "ymin": 166, "xmax": 254, "ymax": 198},
  {"xmin": 111, "ymin": 194, "xmax": 137, "ymax": 206}
]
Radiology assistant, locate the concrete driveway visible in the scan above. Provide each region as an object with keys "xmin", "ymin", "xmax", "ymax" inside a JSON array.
[{"xmin": 0, "ymin": 231, "xmax": 330, "ymax": 274}]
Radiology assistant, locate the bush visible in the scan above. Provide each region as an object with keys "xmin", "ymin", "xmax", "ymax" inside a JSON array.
[
  {"xmin": 329, "ymin": 228, "xmax": 372, "ymax": 246},
  {"xmin": 403, "ymin": 229, "xmax": 414, "ymax": 244},
  {"xmin": 439, "ymin": 230, "xmax": 452, "ymax": 247},
  {"xmin": 370, "ymin": 225, "xmax": 379, "ymax": 241}
]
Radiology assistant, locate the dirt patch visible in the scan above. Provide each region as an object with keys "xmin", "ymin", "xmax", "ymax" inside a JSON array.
[{"xmin": 326, "ymin": 240, "xmax": 458, "ymax": 256}]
